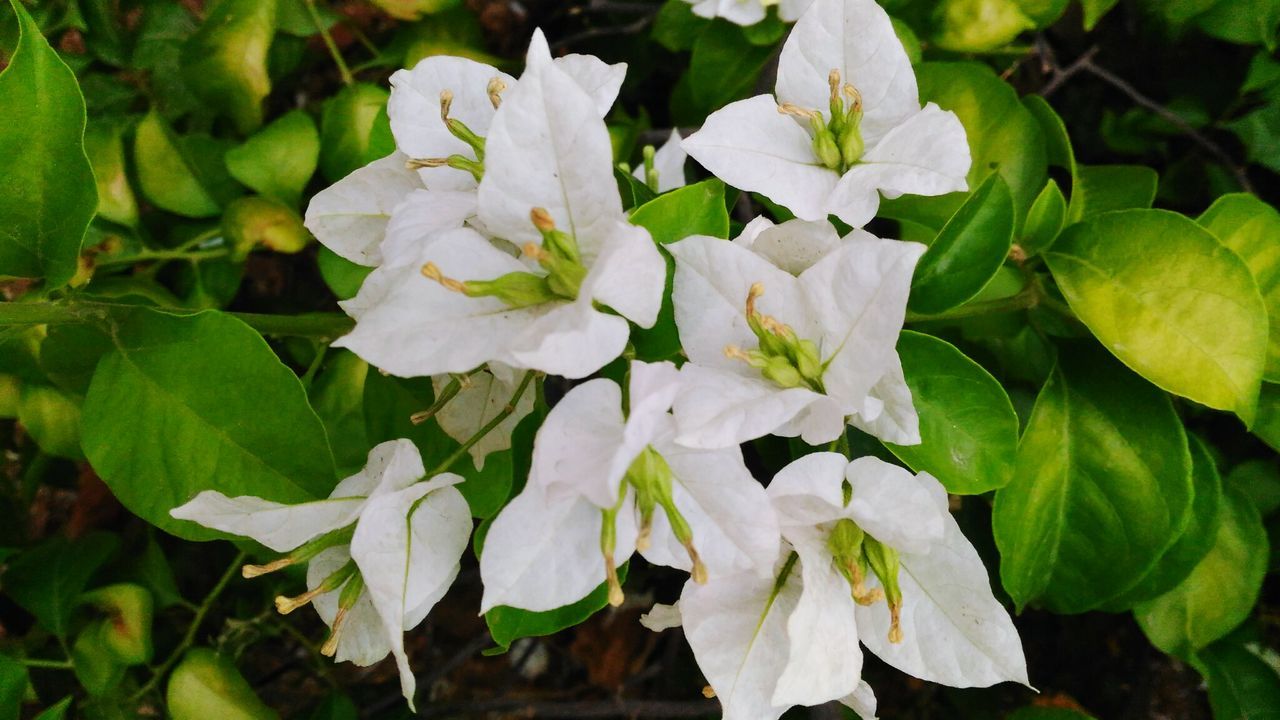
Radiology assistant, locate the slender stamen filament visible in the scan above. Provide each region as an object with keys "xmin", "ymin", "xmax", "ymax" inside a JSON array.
[
  {"xmin": 888, "ymin": 603, "xmax": 903, "ymax": 644},
  {"xmin": 685, "ymin": 541, "xmax": 708, "ymax": 584},
  {"xmin": 242, "ymin": 557, "xmax": 293, "ymax": 579},
  {"xmin": 777, "ymin": 102, "xmax": 821, "ymax": 120},
  {"xmin": 829, "ymin": 69, "xmax": 842, "ymax": 103},
  {"xmin": 421, "ymin": 262, "xmax": 468, "ymax": 293},
  {"xmin": 275, "ymin": 587, "xmax": 327, "ymax": 615},
  {"xmin": 746, "ymin": 282, "xmax": 764, "ymax": 317},
  {"xmin": 320, "ymin": 606, "xmax": 349, "ymax": 656},
  {"xmin": 405, "ymin": 157, "xmax": 451, "ymax": 170}
]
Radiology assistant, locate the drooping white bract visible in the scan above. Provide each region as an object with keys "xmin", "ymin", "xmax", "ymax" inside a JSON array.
[
  {"xmin": 304, "ymin": 47, "xmax": 626, "ymax": 268},
  {"xmin": 432, "ymin": 363, "xmax": 535, "ymax": 470},
  {"xmin": 170, "ymin": 440, "xmax": 472, "ymax": 708},
  {"xmin": 684, "ymin": 0, "xmax": 814, "ymax": 25},
  {"xmin": 644, "ymin": 454, "xmax": 1028, "ymax": 720},
  {"xmin": 333, "ymin": 32, "xmax": 665, "ymax": 380},
  {"xmin": 668, "ymin": 219, "xmax": 923, "ymax": 449},
  {"xmin": 479, "ymin": 361, "xmax": 780, "ymax": 613},
  {"xmin": 682, "ymin": 0, "xmax": 970, "ymax": 228},
  {"xmin": 632, "ymin": 130, "xmax": 689, "ymax": 194}
]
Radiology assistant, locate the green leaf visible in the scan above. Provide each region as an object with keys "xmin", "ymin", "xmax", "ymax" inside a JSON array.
[
  {"xmin": 0, "ymin": 0, "xmax": 97, "ymax": 287},
  {"xmin": 32, "ymin": 697, "xmax": 71, "ymax": 720},
  {"xmin": 166, "ymin": 648, "xmax": 278, "ymax": 720},
  {"xmin": 1226, "ymin": 459, "xmax": 1280, "ymax": 517},
  {"xmin": 84, "ymin": 118, "xmax": 139, "ymax": 227},
  {"xmin": 931, "ymin": 0, "xmax": 1035, "ymax": 52},
  {"xmin": 993, "ymin": 347, "xmax": 1194, "ymax": 613},
  {"xmin": 652, "ymin": 0, "xmax": 710, "ymax": 52},
  {"xmin": 370, "ymin": 0, "xmax": 462, "ymax": 20},
  {"xmin": 629, "ymin": 179, "xmax": 730, "ymax": 361},
  {"xmin": 482, "ymin": 563, "xmax": 630, "ymax": 651},
  {"xmin": 317, "ymin": 247, "xmax": 372, "ymax": 301},
  {"xmin": 1081, "ymin": 0, "xmax": 1120, "ymax": 29},
  {"xmin": 17, "ymin": 384, "xmax": 83, "ymax": 461},
  {"xmin": 225, "ymin": 110, "xmax": 320, "ymax": 207},
  {"xmin": 4, "ymin": 532, "xmax": 120, "ymax": 638},
  {"xmin": 72, "ymin": 620, "xmax": 127, "ymax": 696},
  {"xmin": 1229, "ymin": 101, "xmax": 1280, "ymax": 174},
  {"xmin": 1045, "ymin": 210, "xmax": 1268, "ymax": 424},
  {"xmin": 309, "ymin": 351, "xmax": 370, "ymax": 473},
  {"xmin": 885, "ymin": 331, "xmax": 1019, "ymax": 495},
  {"xmin": 180, "ymin": 0, "xmax": 277, "ymax": 135},
  {"xmin": 0, "ymin": 654, "xmax": 27, "ymax": 720},
  {"xmin": 1012, "ymin": 0, "xmax": 1071, "ymax": 26},
  {"xmin": 1021, "ymin": 179, "xmax": 1067, "ymax": 255},
  {"xmin": 1195, "ymin": 0, "xmax": 1280, "ymax": 49},
  {"xmin": 1198, "ymin": 637, "xmax": 1280, "ymax": 720},
  {"xmin": 679, "ymin": 21, "xmax": 775, "ymax": 121},
  {"xmin": 879, "ymin": 62, "xmax": 1047, "ymax": 231},
  {"xmin": 304, "ymin": 693, "xmax": 357, "ymax": 720},
  {"xmin": 133, "ymin": 111, "xmax": 221, "ymax": 218},
  {"xmin": 81, "ymin": 309, "xmax": 338, "ymax": 540},
  {"xmin": 1101, "ymin": 435, "xmax": 1223, "ymax": 610},
  {"xmin": 1066, "ymin": 165, "xmax": 1158, "ymax": 223},
  {"xmin": 1199, "ymin": 193, "xmax": 1280, "ymax": 382},
  {"xmin": 1023, "ymin": 95, "xmax": 1076, "ymax": 176},
  {"xmin": 909, "ymin": 174, "xmax": 1014, "ymax": 314},
  {"xmin": 1006, "ymin": 708, "xmax": 1097, "ymax": 720},
  {"xmin": 1255, "ymin": 382, "xmax": 1280, "ymax": 452},
  {"xmin": 1135, "ymin": 486, "xmax": 1269, "ymax": 657},
  {"xmin": 320, "ymin": 83, "xmax": 390, "ymax": 183}
]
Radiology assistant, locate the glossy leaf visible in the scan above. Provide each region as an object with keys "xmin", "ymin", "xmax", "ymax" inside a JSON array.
[
  {"xmin": 320, "ymin": 83, "xmax": 390, "ymax": 183},
  {"xmin": 993, "ymin": 348, "xmax": 1194, "ymax": 613},
  {"xmin": 180, "ymin": 0, "xmax": 277, "ymax": 134},
  {"xmin": 1021, "ymin": 179, "xmax": 1067, "ymax": 255},
  {"xmin": 308, "ymin": 351, "xmax": 370, "ymax": 473},
  {"xmin": 1066, "ymin": 165, "xmax": 1158, "ymax": 223},
  {"xmin": 84, "ymin": 118, "xmax": 139, "ymax": 227},
  {"xmin": 1199, "ymin": 637, "xmax": 1280, "ymax": 720},
  {"xmin": 133, "ymin": 111, "xmax": 221, "ymax": 218},
  {"xmin": 886, "ymin": 331, "xmax": 1020, "ymax": 495},
  {"xmin": 225, "ymin": 110, "xmax": 320, "ymax": 206},
  {"xmin": 4, "ymin": 533, "xmax": 120, "ymax": 638},
  {"xmin": 1135, "ymin": 487, "xmax": 1269, "ymax": 658},
  {"xmin": 82, "ymin": 309, "xmax": 338, "ymax": 540},
  {"xmin": 931, "ymin": 0, "xmax": 1034, "ymax": 52},
  {"xmin": 1081, "ymin": 0, "xmax": 1120, "ymax": 29},
  {"xmin": 1226, "ymin": 459, "xmax": 1280, "ymax": 517},
  {"xmin": 1045, "ymin": 210, "xmax": 1268, "ymax": 425},
  {"xmin": 910, "ymin": 174, "xmax": 1015, "ymax": 314},
  {"xmin": 17, "ymin": 384, "xmax": 84, "ymax": 461},
  {"xmin": 0, "ymin": 0, "xmax": 97, "ymax": 287},
  {"xmin": 1199, "ymin": 193, "xmax": 1280, "ymax": 381}
]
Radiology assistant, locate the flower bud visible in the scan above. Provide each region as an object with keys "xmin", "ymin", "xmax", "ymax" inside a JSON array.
[
  {"xmin": 863, "ymin": 537, "xmax": 904, "ymax": 643},
  {"xmin": 166, "ymin": 648, "xmax": 279, "ymax": 720},
  {"xmin": 812, "ymin": 123, "xmax": 842, "ymax": 171},
  {"xmin": 222, "ymin": 196, "xmax": 311, "ymax": 261},
  {"xmin": 761, "ymin": 356, "xmax": 804, "ymax": 389},
  {"xmin": 465, "ymin": 271, "xmax": 563, "ymax": 309},
  {"xmin": 838, "ymin": 123, "xmax": 865, "ymax": 168},
  {"xmin": 80, "ymin": 583, "xmax": 153, "ymax": 665}
]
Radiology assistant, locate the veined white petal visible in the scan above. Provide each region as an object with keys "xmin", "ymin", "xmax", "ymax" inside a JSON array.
[
  {"xmin": 585, "ymin": 221, "xmax": 666, "ymax": 328},
  {"xmin": 330, "ymin": 438, "xmax": 426, "ymax": 500},
  {"xmin": 848, "ymin": 357, "xmax": 920, "ymax": 446},
  {"xmin": 529, "ymin": 378, "xmax": 630, "ymax": 508},
  {"xmin": 554, "ymin": 54, "xmax": 627, "ymax": 117},
  {"xmin": 380, "ymin": 189, "xmax": 478, "ymax": 264},
  {"xmin": 433, "ymin": 370, "xmax": 535, "ymax": 470},
  {"xmin": 766, "ymin": 451, "xmax": 849, "ymax": 530},
  {"xmin": 507, "ymin": 299, "xmax": 631, "ymax": 380},
  {"xmin": 844, "ymin": 458, "xmax": 947, "ymax": 555},
  {"xmin": 170, "ymin": 492, "xmax": 363, "ymax": 553},
  {"xmin": 732, "ymin": 217, "xmax": 844, "ymax": 275},
  {"xmin": 304, "ymin": 152, "xmax": 423, "ymax": 267},
  {"xmin": 309, "ymin": 546, "xmax": 391, "ymax": 666},
  {"xmin": 672, "ymin": 364, "xmax": 828, "ymax": 449},
  {"xmin": 773, "ymin": 538, "xmax": 862, "ymax": 707}
]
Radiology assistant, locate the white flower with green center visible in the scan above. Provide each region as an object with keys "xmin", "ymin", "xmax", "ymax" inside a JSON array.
[
  {"xmin": 682, "ymin": 0, "xmax": 970, "ymax": 228},
  {"xmin": 479, "ymin": 361, "xmax": 780, "ymax": 613},
  {"xmin": 684, "ymin": 0, "xmax": 814, "ymax": 25},
  {"xmin": 169, "ymin": 440, "xmax": 471, "ymax": 709},
  {"xmin": 333, "ymin": 31, "xmax": 665, "ymax": 380},
  {"xmin": 668, "ymin": 218, "xmax": 923, "ymax": 449},
  {"xmin": 643, "ymin": 453, "xmax": 1028, "ymax": 720}
]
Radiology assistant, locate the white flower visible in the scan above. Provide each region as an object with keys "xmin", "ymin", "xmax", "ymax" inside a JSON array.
[
  {"xmin": 684, "ymin": 0, "xmax": 815, "ymax": 25},
  {"xmin": 334, "ymin": 32, "xmax": 666, "ymax": 380},
  {"xmin": 633, "ymin": 130, "xmax": 689, "ymax": 193},
  {"xmin": 681, "ymin": 0, "xmax": 970, "ymax": 228},
  {"xmin": 169, "ymin": 440, "xmax": 472, "ymax": 708},
  {"xmin": 432, "ymin": 363, "xmax": 535, "ymax": 470},
  {"xmin": 478, "ymin": 361, "xmax": 780, "ymax": 613},
  {"xmin": 668, "ymin": 219, "xmax": 923, "ymax": 449},
  {"xmin": 647, "ymin": 454, "xmax": 1027, "ymax": 720},
  {"xmin": 304, "ymin": 47, "xmax": 626, "ymax": 268}
]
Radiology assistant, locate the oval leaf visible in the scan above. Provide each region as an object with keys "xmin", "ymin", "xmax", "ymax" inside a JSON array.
[
  {"xmin": 993, "ymin": 347, "xmax": 1194, "ymax": 613},
  {"xmin": 886, "ymin": 331, "xmax": 1019, "ymax": 495},
  {"xmin": 82, "ymin": 309, "xmax": 337, "ymax": 540},
  {"xmin": 1045, "ymin": 209, "xmax": 1268, "ymax": 425},
  {"xmin": 225, "ymin": 109, "xmax": 320, "ymax": 206},
  {"xmin": 180, "ymin": 0, "xmax": 277, "ymax": 135},
  {"xmin": 910, "ymin": 174, "xmax": 1014, "ymax": 314},
  {"xmin": 133, "ymin": 111, "xmax": 221, "ymax": 218}
]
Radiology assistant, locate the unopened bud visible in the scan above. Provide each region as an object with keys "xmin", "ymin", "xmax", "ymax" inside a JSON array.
[
  {"xmin": 642, "ymin": 144, "xmax": 659, "ymax": 193},
  {"xmin": 838, "ymin": 124, "xmax": 865, "ymax": 168},
  {"xmin": 814, "ymin": 125, "xmax": 842, "ymax": 171},
  {"xmin": 762, "ymin": 356, "xmax": 804, "ymax": 389}
]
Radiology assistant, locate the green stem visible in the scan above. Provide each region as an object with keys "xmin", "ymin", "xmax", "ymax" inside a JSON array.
[
  {"xmin": 130, "ymin": 551, "xmax": 247, "ymax": 704},
  {"xmin": 0, "ymin": 299, "xmax": 355, "ymax": 339},
  {"xmin": 22, "ymin": 658, "xmax": 73, "ymax": 670},
  {"xmin": 410, "ymin": 373, "xmax": 467, "ymax": 426},
  {"xmin": 427, "ymin": 371, "xmax": 538, "ymax": 476},
  {"xmin": 97, "ymin": 248, "xmax": 230, "ymax": 269},
  {"xmin": 306, "ymin": 0, "xmax": 354, "ymax": 86}
]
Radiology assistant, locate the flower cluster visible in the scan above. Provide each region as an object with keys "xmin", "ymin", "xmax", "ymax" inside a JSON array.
[{"xmin": 172, "ymin": 0, "xmax": 1026, "ymax": 713}]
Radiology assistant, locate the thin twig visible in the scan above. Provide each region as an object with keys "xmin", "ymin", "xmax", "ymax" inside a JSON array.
[
  {"xmin": 551, "ymin": 14, "xmax": 655, "ymax": 51},
  {"xmin": 306, "ymin": 0, "xmax": 354, "ymax": 86},
  {"xmin": 1038, "ymin": 45, "xmax": 1099, "ymax": 99}
]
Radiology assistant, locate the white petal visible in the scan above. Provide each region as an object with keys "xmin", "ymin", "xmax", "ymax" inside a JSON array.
[
  {"xmin": 733, "ymin": 218, "xmax": 843, "ymax": 275},
  {"xmin": 682, "ymin": 96, "xmax": 838, "ymax": 222},
  {"xmin": 856, "ymin": 511, "xmax": 1028, "ymax": 688},
  {"xmin": 826, "ymin": 104, "xmax": 971, "ymax": 227},
  {"xmin": 774, "ymin": 395, "xmax": 851, "ymax": 446},
  {"xmin": 779, "ymin": 0, "xmax": 816, "ymax": 22},
  {"xmin": 350, "ymin": 477, "xmax": 472, "ymax": 708},
  {"xmin": 584, "ymin": 221, "xmax": 666, "ymax": 328},
  {"xmin": 330, "ymin": 438, "xmax": 426, "ymax": 500},
  {"xmin": 553, "ymin": 54, "xmax": 627, "ymax": 117},
  {"xmin": 529, "ymin": 378, "xmax": 630, "ymax": 508},
  {"xmin": 766, "ymin": 451, "xmax": 849, "ymax": 530},
  {"xmin": 170, "ymin": 492, "xmax": 363, "ymax": 553},
  {"xmin": 800, "ymin": 234, "xmax": 922, "ymax": 416},
  {"xmin": 508, "ymin": 299, "xmax": 631, "ymax": 379},
  {"xmin": 477, "ymin": 42, "xmax": 622, "ymax": 260},
  {"xmin": 639, "ymin": 602, "xmax": 682, "ymax": 632},
  {"xmin": 777, "ymin": 0, "xmax": 919, "ymax": 147},
  {"xmin": 335, "ymin": 228, "xmax": 550, "ymax": 377},
  {"xmin": 388, "ymin": 56, "xmax": 514, "ymax": 192},
  {"xmin": 304, "ymin": 152, "xmax": 423, "ymax": 267},
  {"xmin": 672, "ymin": 364, "xmax": 828, "ymax": 449},
  {"xmin": 624, "ymin": 361, "xmax": 681, "ymax": 457},
  {"xmin": 633, "ymin": 130, "xmax": 689, "ymax": 193},
  {"xmin": 433, "ymin": 370, "xmax": 535, "ymax": 470},
  {"xmin": 773, "ymin": 538, "xmax": 862, "ymax": 707},
  {"xmin": 380, "ymin": 189, "xmax": 478, "ymax": 264},
  {"xmin": 479, "ymin": 484, "xmax": 637, "ymax": 613},
  {"xmin": 668, "ymin": 234, "xmax": 808, "ymax": 369},
  {"xmin": 844, "ymin": 458, "xmax": 947, "ymax": 555},
  {"xmin": 680, "ymin": 566, "xmax": 797, "ymax": 720},
  {"xmin": 641, "ymin": 439, "xmax": 780, "ymax": 579},
  {"xmin": 705, "ymin": 0, "xmax": 768, "ymax": 25},
  {"xmin": 840, "ymin": 681, "xmax": 879, "ymax": 720},
  {"xmin": 309, "ymin": 546, "xmax": 391, "ymax": 666},
  {"xmin": 848, "ymin": 356, "xmax": 920, "ymax": 445}
]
